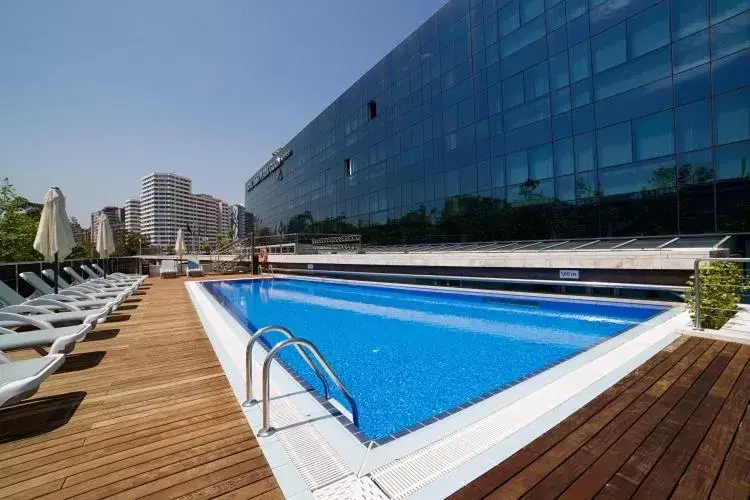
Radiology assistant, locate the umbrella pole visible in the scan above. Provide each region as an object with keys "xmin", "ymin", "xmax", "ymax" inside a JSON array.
[{"xmin": 54, "ymin": 252, "xmax": 59, "ymax": 294}]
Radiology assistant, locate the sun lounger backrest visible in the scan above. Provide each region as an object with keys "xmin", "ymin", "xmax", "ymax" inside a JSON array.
[
  {"xmin": 63, "ymin": 267, "xmax": 87, "ymax": 285},
  {"xmin": 41, "ymin": 269, "xmax": 71, "ymax": 289},
  {"xmin": 161, "ymin": 260, "xmax": 176, "ymax": 272},
  {"xmin": 19, "ymin": 272, "xmax": 55, "ymax": 295},
  {"xmin": 0, "ymin": 280, "xmax": 25, "ymax": 306},
  {"xmin": 91, "ymin": 264, "xmax": 106, "ymax": 277},
  {"xmin": 80, "ymin": 265, "xmax": 99, "ymax": 279}
]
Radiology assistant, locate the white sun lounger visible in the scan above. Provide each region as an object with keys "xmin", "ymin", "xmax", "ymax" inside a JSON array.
[
  {"xmin": 21, "ymin": 272, "xmax": 129, "ymax": 302},
  {"xmin": 0, "ymin": 313, "xmax": 93, "ymax": 355},
  {"xmin": 45, "ymin": 269, "xmax": 134, "ymax": 294},
  {"xmin": 160, "ymin": 260, "xmax": 178, "ymax": 278},
  {"xmin": 90, "ymin": 264, "xmax": 146, "ymax": 285},
  {"xmin": 186, "ymin": 259, "xmax": 204, "ymax": 277},
  {"xmin": 0, "ymin": 353, "xmax": 65, "ymax": 408},
  {"xmin": 0, "ymin": 280, "xmax": 119, "ymax": 312},
  {"xmin": 0, "ymin": 303, "xmax": 112, "ymax": 329}
]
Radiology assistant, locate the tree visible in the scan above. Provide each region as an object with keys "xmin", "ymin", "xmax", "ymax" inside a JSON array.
[
  {"xmin": 200, "ymin": 240, "xmax": 212, "ymax": 253},
  {"xmin": 216, "ymin": 232, "xmax": 231, "ymax": 250},
  {"xmin": 0, "ymin": 178, "xmax": 42, "ymax": 262}
]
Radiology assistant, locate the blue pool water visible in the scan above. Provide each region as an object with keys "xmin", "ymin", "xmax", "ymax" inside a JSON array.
[{"xmin": 204, "ymin": 278, "xmax": 665, "ymax": 440}]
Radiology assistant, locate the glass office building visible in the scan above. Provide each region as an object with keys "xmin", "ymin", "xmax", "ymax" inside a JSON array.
[{"xmin": 246, "ymin": 0, "xmax": 750, "ymax": 244}]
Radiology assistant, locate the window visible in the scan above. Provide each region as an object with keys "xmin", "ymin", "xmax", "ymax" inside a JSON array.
[
  {"xmin": 633, "ymin": 110, "xmax": 674, "ymax": 160},
  {"xmin": 676, "ymin": 100, "xmax": 711, "ymax": 152},
  {"xmin": 503, "ymin": 73, "xmax": 524, "ymax": 109},
  {"xmin": 597, "ymin": 122, "xmax": 633, "ymax": 167},
  {"xmin": 488, "ymin": 83, "xmax": 503, "ymax": 115},
  {"xmin": 569, "ymin": 41, "xmax": 591, "ymax": 82},
  {"xmin": 524, "ymin": 61, "xmax": 549, "ymax": 100},
  {"xmin": 521, "ymin": 0, "xmax": 544, "ymax": 24},
  {"xmin": 599, "ymin": 158, "xmax": 676, "ymax": 195},
  {"xmin": 547, "ymin": 2, "xmax": 566, "ymax": 31},
  {"xmin": 368, "ymin": 100, "xmax": 377, "ymax": 120},
  {"xmin": 592, "ymin": 24, "xmax": 626, "ymax": 74},
  {"xmin": 552, "ymin": 87, "xmax": 571, "ymax": 114},
  {"xmin": 594, "ymin": 46, "xmax": 671, "ymax": 100},
  {"xmin": 711, "ymin": 0, "xmax": 748, "ymax": 25},
  {"xmin": 711, "ymin": 11, "xmax": 750, "ymax": 59},
  {"xmin": 444, "ymin": 103, "xmax": 458, "ymax": 132},
  {"xmin": 507, "ymin": 150, "xmax": 528, "ymax": 184},
  {"xmin": 491, "ymin": 157, "xmax": 506, "ymax": 186},
  {"xmin": 555, "ymin": 137, "xmax": 574, "ymax": 175},
  {"xmin": 674, "ymin": 30, "xmax": 710, "ymax": 73},
  {"xmin": 714, "ymin": 87, "xmax": 750, "ymax": 145},
  {"xmin": 504, "ymin": 96, "xmax": 550, "ymax": 130},
  {"xmin": 345, "ymin": 158, "xmax": 352, "ymax": 176},
  {"xmin": 567, "ymin": 0, "xmax": 586, "ymax": 21},
  {"xmin": 627, "ymin": 1, "xmax": 670, "ymax": 59},
  {"xmin": 574, "ymin": 132, "xmax": 596, "ymax": 171},
  {"xmin": 457, "ymin": 98, "xmax": 474, "ymax": 128},
  {"xmin": 672, "ymin": 0, "xmax": 708, "ymax": 39},
  {"xmin": 675, "ymin": 63, "xmax": 710, "ymax": 105},
  {"xmin": 549, "ymin": 51, "xmax": 569, "ymax": 89},
  {"xmin": 571, "ymin": 79, "xmax": 592, "ymax": 107},
  {"xmin": 500, "ymin": 0, "xmax": 520, "ymax": 36},
  {"xmin": 460, "ymin": 165, "xmax": 478, "ymax": 194},
  {"xmin": 529, "ymin": 143, "xmax": 554, "ymax": 179},
  {"xmin": 500, "ymin": 15, "xmax": 546, "ymax": 57},
  {"xmin": 556, "ymin": 175, "xmax": 575, "ymax": 201},
  {"xmin": 715, "ymin": 140, "xmax": 750, "ymax": 179},
  {"xmin": 678, "ymin": 149, "xmax": 714, "ymax": 185}
]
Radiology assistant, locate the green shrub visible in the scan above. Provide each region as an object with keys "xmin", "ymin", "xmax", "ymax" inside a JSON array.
[{"xmin": 686, "ymin": 261, "xmax": 750, "ymax": 329}]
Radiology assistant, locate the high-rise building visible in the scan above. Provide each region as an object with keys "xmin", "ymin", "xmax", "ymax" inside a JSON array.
[
  {"xmin": 123, "ymin": 199, "xmax": 141, "ymax": 234},
  {"xmin": 230, "ymin": 204, "xmax": 247, "ymax": 240},
  {"xmin": 139, "ymin": 173, "xmax": 230, "ymax": 251},
  {"xmin": 91, "ymin": 206, "xmax": 125, "ymax": 245},
  {"xmin": 245, "ymin": 0, "xmax": 750, "ymax": 246}
]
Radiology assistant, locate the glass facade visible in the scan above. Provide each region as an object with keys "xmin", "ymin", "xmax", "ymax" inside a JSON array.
[{"xmin": 246, "ymin": 0, "xmax": 750, "ymax": 243}]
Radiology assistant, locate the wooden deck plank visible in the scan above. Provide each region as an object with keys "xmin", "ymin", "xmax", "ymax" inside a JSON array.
[
  {"xmin": 0, "ymin": 277, "xmax": 282, "ymax": 500},
  {"xmin": 555, "ymin": 341, "xmax": 736, "ymax": 500},
  {"xmin": 710, "ymin": 405, "xmax": 750, "ymax": 500},
  {"xmin": 671, "ymin": 357, "xmax": 750, "ymax": 499}
]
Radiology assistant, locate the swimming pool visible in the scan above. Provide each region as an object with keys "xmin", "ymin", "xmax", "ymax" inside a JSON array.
[{"xmin": 204, "ymin": 278, "xmax": 666, "ymax": 441}]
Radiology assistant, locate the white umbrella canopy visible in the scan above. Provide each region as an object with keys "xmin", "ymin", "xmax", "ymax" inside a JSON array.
[
  {"xmin": 33, "ymin": 187, "xmax": 76, "ymax": 293},
  {"xmin": 174, "ymin": 228, "xmax": 186, "ymax": 255},
  {"xmin": 96, "ymin": 214, "xmax": 116, "ymax": 277}
]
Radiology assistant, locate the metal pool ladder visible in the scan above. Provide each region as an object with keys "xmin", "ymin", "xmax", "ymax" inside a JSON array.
[
  {"xmin": 243, "ymin": 325, "xmax": 330, "ymax": 405},
  {"xmin": 241, "ymin": 327, "xmax": 360, "ymax": 437}
]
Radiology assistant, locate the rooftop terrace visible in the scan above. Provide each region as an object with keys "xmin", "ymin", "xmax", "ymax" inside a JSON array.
[{"xmin": 1, "ymin": 277, "xmax": 747, "ymax": 499}]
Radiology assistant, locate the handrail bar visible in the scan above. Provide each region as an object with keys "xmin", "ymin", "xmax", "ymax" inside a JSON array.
[
  {"xmin": 258, "ymin": 337, "xmax": 359, "ymax": 436},
  {"xmin": 271, "ymin": 268, "xmax": 688, "ymax": 293},
  {"xmin": 693, "ymin": 257, "xmax": 750, "ymax": 330},
  {"xmin": 242, "ymin": 325, "xmax": 330, "ymax": 406}
]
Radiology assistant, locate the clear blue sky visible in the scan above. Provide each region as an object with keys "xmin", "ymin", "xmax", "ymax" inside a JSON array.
[{"xmin": 0, "ymin": 0, "xmax": 445, "ymax": 224}]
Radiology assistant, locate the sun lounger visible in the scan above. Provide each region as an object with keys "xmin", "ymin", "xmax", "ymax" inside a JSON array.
[
  {"xmin": 186, "ymin": 259, "xmax": 204, "ymax": 277},
  {"xmin": 64, "ymin": 267, "xmax": 136, "ymax": 289},
  {"xmin": 44, "ymin": 269, "xmax": 134, "ymax": 293},
  {"xmin": 160, "ymin": 260, "xmax": 178, "ymax": 278},
  {"xmin": 0, "ymin": 353, "xmax": 65, "ymax": 407},
  {"xmin": 0, "ymin": 313, "xmax": 93, "ymax": 354},
  {"xmin": 0, "ymin": 280, "xmax": 119, "ymax": 311},
  {"xmin": 21, "ymin": 272, "xmax": 129, "ymax": 302},
  {"xmin": 91, "ymin": 264, "xmax": 146, "ymax": 284},
  {"xmin": 0, "ymin": 303, "xmax": 112, "ymax": 329}
]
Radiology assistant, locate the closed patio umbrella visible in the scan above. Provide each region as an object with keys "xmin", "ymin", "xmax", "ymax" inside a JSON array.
[
  {"xmin": 174, "ymin": 228, "xmax": 186, "ymax": 275},
  {"xmin": 33, "ymin": 187, "xmax": 75, "ymax": 294},
  {"xmin": 95, "ymin": 213, "xmax": 116, "ymax": 277}
]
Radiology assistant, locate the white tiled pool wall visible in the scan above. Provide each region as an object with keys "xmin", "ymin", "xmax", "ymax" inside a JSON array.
[{"xmin": 186, "ymin": 277, "xmax": 689, "ymax": 499}]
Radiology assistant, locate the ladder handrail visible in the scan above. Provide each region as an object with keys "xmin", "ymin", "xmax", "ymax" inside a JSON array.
[
  {"xmin": 242, "ymin": 325, "xmax": 330, "ymax": 406},
  {"xmin": 258, "ymin": 337, "xmax": 359, "ymax": 436}
]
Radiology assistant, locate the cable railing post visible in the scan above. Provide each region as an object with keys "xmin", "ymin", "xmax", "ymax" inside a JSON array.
[{"xmin": 694, "ymin": 258, "xmax": 701, "ymax": 330}]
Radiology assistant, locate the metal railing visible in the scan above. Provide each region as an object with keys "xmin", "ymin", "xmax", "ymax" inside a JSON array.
[
  {"xmin": 242, "ymin": 325, "xmax": 330, "ymax": 406},
  {"xmin": 0, "ymin": 257, "xmax": 145, "ymax": 300},
  {"xmin": 693, "ymin": 257, "xmax": 750, "ymax": 330},
  {"xmin": 256, "ymin": 337, "xmax": 359, "ymax": 437}
]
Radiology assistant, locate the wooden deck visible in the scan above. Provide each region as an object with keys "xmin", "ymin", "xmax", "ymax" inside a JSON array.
[
  {"xmin": 0, "ymin": 277, "xmax": 282, "ymax": 500},
  {"xmin": 452, "ymin": 335, "xmax": 750, "ymax": 500}
]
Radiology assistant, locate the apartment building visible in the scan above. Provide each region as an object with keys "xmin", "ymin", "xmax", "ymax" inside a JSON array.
[
  {"xmin": 123, "ymin": 199, "xmax": 141, "ymax": 234},
  {"xmin": 90, "ymin": 206, "xmax": 125, "ymax": 245},
  {"xmin": 139, "ymin": 173, "xmax": 230, "ymax": 251}
]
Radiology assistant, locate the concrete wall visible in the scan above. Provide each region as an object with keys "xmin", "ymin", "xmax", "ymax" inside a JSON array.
[{"xmin": 268, "ymin": 249, "xmax": 722, "ymax": 271}]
